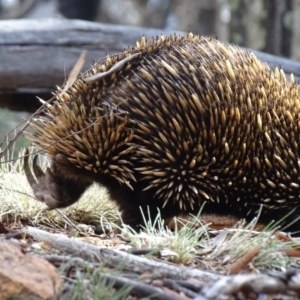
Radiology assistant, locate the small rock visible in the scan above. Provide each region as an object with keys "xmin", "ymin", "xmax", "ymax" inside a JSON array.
[{"xmin": 0, "ymin": 241, "xmax": 62, "ymax": 299}]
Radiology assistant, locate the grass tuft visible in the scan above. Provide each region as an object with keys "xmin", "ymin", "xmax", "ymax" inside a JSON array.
[
  {"xmin": 121, "ymin": 209, "xmax": 210, "ymax": 264},
  {"xmin": 59, "ymin": 267, "xmax": 132, "ymax": 300}
]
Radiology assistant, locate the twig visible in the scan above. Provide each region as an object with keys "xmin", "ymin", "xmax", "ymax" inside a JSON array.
[
  {"xmin": 226, "ymin": 246, "xmax": 261, "ymax": 275},
  {"xmin": 101, "ymin": 272, "xmax": 185, "ymax": 300},
  {"xmin": 198, "ymin": 271, "xmax": 300, "ymax": 299},
  {"xmin": 54, "ymin": 209, "xmax": 83, "ymax": 233},
  {"xmin": 61, "ymin": 50, "xmax": 87, "ymax": 92},
  {"xmin": 42, "ymin": 254, "xmax": 185, "ymax": 299},
  {"xmin": 26, "ymin": 226, "xmax": 222, "ymax": 283},
  {"xmin": 163, "ymin": 279, "xmax": 200, "ymax": 298},
  {"xmin": 26, "ymin": 227, "xmax": 300, "ymax": 299}
]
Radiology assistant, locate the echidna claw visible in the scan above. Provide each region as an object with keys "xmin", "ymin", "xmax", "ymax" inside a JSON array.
[
  {"xmin": 32, "ymin": 155, "xmax": 45, "ymax": 179},
  {"xmin": 24, "ymin": 149, "xmax": 38, "ymax": 187}
]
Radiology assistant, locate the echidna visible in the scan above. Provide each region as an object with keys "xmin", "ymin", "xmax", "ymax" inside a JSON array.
[{"xmin": 24, "ymin": 33, "xmax": 300, "ymax": 231}]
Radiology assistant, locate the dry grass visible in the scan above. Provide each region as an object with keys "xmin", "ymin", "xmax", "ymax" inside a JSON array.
[{"xmin": 0, "ymin": 148, "xmax": 119, "ymax": 230}]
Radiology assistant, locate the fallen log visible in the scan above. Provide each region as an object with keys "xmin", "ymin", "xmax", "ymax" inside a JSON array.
[
  {"xmin": 0, "ymin": 18, "xmax": 181, "ymax": 91},
  {"xmin": 0, "ymin": 18, "xmax": 300, "ymax": 111}
]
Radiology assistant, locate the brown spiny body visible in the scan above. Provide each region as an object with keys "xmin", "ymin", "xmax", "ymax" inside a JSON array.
[{"xmin": 25, "ymin": 33, "xmax": 300, "ymax": 231}]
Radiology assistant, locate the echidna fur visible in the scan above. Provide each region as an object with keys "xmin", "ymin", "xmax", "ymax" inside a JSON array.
[{"xmin": 26, "ymin": 33, "xmax": 300, "ymax": 231}]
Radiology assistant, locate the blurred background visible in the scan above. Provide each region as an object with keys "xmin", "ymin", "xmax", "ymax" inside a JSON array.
[
  {"xmin": 1, "ymin": 0, "xmax": 298, "ymax": 57},
  {"xmin": 0, "ymin": 0, "xmax": 299, "ymax": 158}
]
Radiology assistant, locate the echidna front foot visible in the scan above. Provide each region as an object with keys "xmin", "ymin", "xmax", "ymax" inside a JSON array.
[
  {"xmin": 119, "ymin": 206, "xmax": 145, "ymax": 230},
  {"xmin": 117, "ymin": 198, "xmax": 170, "ymax": 230},
  {"xmin": 24, "ymin": 149, "xmax": 90, "ymax": 209}
]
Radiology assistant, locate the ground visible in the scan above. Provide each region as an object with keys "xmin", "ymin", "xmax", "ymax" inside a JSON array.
[{"xmin": 1, "ymin": 152, "xmax": 300, "ymax": 299}]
